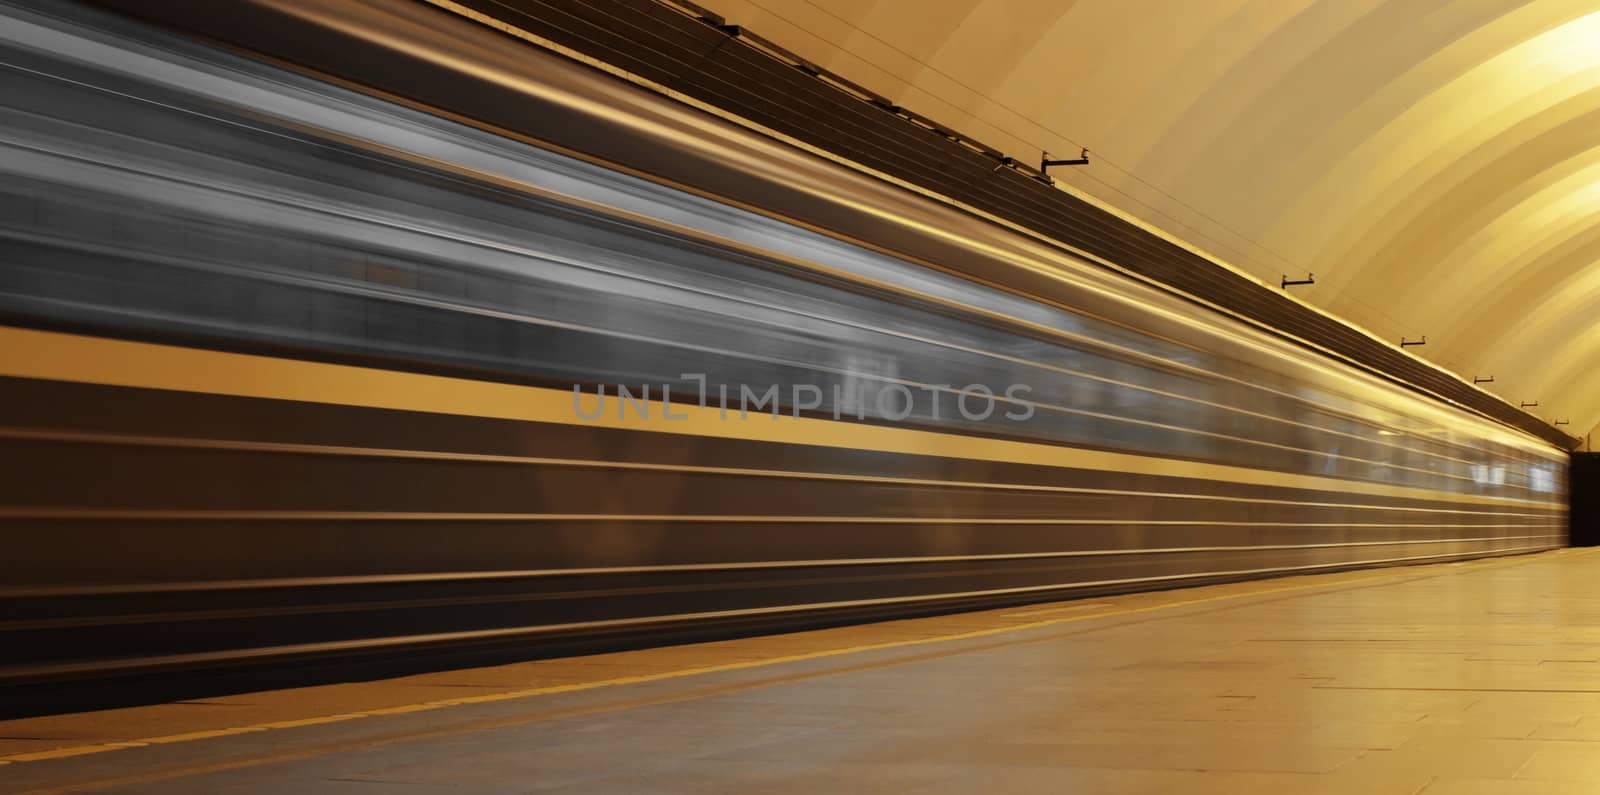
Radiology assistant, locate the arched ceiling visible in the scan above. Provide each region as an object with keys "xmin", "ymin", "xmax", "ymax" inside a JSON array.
[{"xmin": 700, "ymin": 0, "xmax": 1600, "ymax": 445}]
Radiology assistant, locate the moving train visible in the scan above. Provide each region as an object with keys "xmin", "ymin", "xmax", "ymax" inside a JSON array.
[{"xmin": 0, "ymin": 0, "xmax": 1566, "ymax": 706}]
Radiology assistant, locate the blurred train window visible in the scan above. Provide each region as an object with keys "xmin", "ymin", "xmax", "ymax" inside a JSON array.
[{"xmin": 1529, "ymin": 466, "xmax": 1557, "ymax": 493}]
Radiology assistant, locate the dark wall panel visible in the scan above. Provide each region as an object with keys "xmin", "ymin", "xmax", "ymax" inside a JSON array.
[{"xmin": 1572, "ymin": 453, "xmax": 1599, "ymax": 547}]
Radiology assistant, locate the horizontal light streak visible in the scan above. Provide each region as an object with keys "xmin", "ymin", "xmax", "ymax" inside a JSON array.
[
  {"xmin": 0, "ymin": 328, "xmax": 1562, "ymax": 509},
  {"xmin": 0, "ymin": 544, "xmax": 1560, "ymax": 679},
  {"xmin": 0, "ymin": 424, "xmax": 1560, "ymax": 516},
  {"xmin": 0, "ymin": 509, "xmax": 1561, "ymax": 524},
  {"xmin": 3, "ymin": 533, "xmax": 1561, "ymax": 599}
]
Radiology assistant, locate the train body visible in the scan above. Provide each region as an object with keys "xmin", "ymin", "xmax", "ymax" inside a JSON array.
[{"xmin": 0, "ymin": 1, "xmax": 1566, "ymax": 697}]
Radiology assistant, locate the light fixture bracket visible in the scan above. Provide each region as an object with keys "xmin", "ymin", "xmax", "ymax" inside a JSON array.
[{"xmin": 1041, "ymin": 148, "xmax": 1089, "ymax": 174}]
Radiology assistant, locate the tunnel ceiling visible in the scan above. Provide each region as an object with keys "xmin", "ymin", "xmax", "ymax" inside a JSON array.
[{"xmin": 699, "ymin": 0, "xmax": 1600, "ymax": 444}]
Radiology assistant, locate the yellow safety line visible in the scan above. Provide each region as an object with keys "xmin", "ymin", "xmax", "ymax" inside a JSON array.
[
  {"xmin": 3, "ymin": 548, "xmax": 1585, "ymax": 766},
  {"xmin": 0, "ymin": 326, "xmax": 1560, "ymax": 509}
]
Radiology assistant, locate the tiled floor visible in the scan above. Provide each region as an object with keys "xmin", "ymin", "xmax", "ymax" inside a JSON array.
[{"xmin": 6, "ymin": 549, "xmax": 1600, "ymax": 794}]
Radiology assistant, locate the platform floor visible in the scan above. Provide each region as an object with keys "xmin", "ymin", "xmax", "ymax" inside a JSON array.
[{"xmin": 7, "ymin": 549, "xmax": 1600, "ymax": 794}]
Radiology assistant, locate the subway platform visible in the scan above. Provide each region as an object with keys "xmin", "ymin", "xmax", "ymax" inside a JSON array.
[{"xmin": 6, "ymin": 550, "xmax": 1600, "ymax": 794}]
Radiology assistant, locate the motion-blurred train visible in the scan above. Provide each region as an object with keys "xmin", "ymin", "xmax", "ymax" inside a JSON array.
[{"xmin": 0, "ymin": 0, "xmax": 1567, "ymax": 704}]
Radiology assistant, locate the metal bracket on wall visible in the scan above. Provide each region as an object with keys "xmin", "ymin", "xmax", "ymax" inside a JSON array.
[{"xmin": 1041, "ymin": 148, "xmax": 1090, "ymax": 175}]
